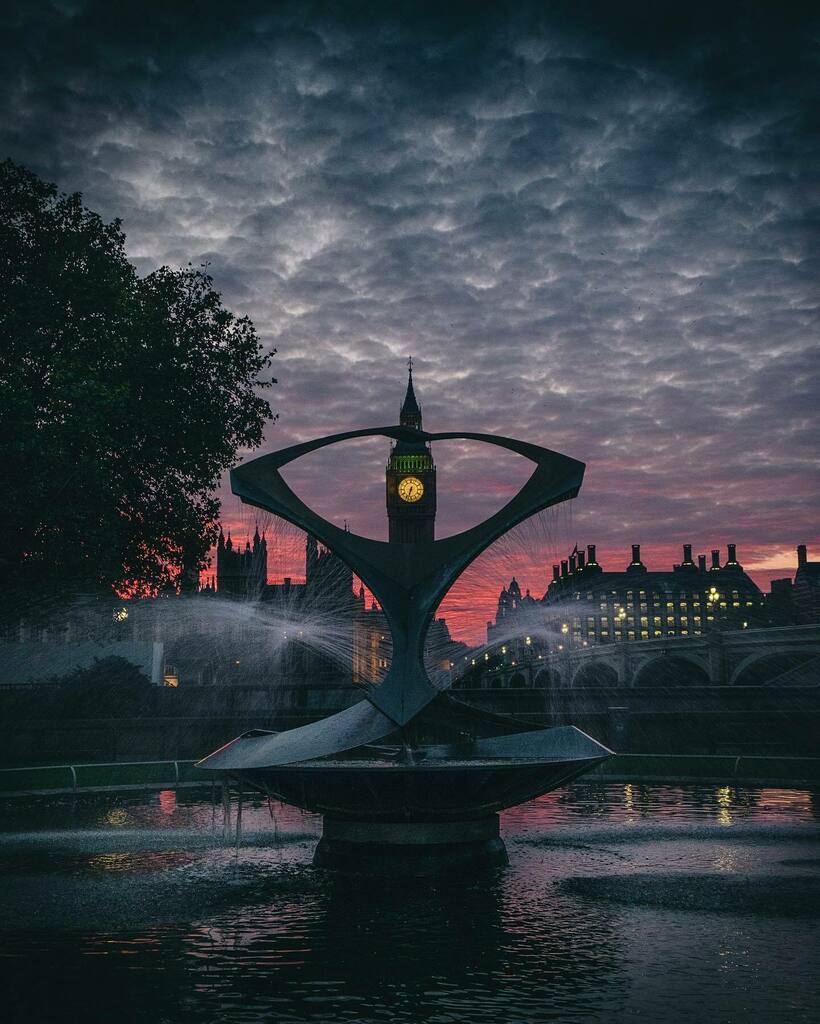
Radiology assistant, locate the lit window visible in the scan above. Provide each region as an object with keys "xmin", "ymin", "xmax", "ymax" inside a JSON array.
[{"xmin": 641, "ymin": 630, "xmax": 649, "ymax": 639}]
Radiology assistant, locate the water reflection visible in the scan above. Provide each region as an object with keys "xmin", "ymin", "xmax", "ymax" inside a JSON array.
[{"xmin": 1, "ymin": 784, "xmax": 818, "ymax": 1024}]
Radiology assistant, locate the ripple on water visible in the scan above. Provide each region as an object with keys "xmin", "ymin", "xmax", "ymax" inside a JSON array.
[{"xmin": 1, "ymin": 783, "xmax": 818, "ymax": 1024}]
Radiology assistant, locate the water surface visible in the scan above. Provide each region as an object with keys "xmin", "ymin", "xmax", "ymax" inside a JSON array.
[{"xmin": 1, "ymin": 783, "xmax": 818, "ymax": 1024}]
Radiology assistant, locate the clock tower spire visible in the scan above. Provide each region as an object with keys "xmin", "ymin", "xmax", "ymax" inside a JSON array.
[{"xmin": 386, "ymin": 360, "xmax": 437, "ymax": 543}]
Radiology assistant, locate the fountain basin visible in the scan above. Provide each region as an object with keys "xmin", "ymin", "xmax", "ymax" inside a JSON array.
[
  {"xmin": 221, "ymin": 750, "xmax": 608, "ymax": 822},
  {"xmin": 199, "ymin": 722, "xmax": 611, "ymax": 870}
]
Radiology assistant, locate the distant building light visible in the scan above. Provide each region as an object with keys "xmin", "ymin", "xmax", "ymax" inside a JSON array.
[
  {"xmin": 113, "ymin": 607, "xmax": 128, "ymax": 622},
  {"xmin": 163, "ymin": 674, "xmax": 179, "ymax": 688}
]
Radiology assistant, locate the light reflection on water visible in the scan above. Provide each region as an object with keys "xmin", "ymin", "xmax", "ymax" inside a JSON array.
[{"xmin": 0, "ymin": 783, "xmax": 818, "ymax": 1024}]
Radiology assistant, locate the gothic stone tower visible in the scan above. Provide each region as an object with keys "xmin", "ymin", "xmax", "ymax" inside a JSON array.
[{"xmin": 386, "ymin": 364, "xmax": 437, "ymax": 543}]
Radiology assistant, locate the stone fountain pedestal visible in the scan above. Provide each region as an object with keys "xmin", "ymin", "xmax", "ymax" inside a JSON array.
[{"xmin": 313, "ymin": 816, "xmax": 507, "ymax": 875}]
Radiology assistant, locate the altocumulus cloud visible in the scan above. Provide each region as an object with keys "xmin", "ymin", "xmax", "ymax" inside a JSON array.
[{"xmin": 2, "ymin": 0, "xmax": 817, "ymax": 610}]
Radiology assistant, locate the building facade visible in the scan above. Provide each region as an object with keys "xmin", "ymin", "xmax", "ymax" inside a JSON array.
[{"xmin": 488, "ymin": 542, "xmax": 767, "ymax": 650}]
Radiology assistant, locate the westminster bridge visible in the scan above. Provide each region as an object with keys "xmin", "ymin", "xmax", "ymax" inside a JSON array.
[
  {"xmin": 447, "ymin": 624, "xmax": 820, "ymax": 755},
  {"xmin": 1, "ymin": 626, "xmax": 818, "ymax": 765},
  {"xmin": 455, "ymin": 625, "xmax": 820, "ymax": 690}
]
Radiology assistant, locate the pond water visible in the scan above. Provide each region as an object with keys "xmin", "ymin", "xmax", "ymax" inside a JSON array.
[{"xmin": 1, "ymin": 783, "xmax": 818, "ymax": 1024}]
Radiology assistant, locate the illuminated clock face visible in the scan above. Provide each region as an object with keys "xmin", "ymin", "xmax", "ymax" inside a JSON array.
[{"xmin": 398, "ymin": 476, "xmax": 424, "ymax": 502}]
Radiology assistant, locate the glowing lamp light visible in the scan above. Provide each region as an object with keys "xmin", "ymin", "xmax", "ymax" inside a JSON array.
[
  {"xmin": 561, "ymin": 623, "xmax": 569, "ymax": 635},
  {"xmin": 113, "ymin": 607, "xmax": 128, "ymax": 622},
  {"xmin": 525, "ymin": 636, "xmax": 532, "ymax": 645}
]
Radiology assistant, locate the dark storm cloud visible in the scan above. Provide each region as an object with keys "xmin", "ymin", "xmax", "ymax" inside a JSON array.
[{"xmin": 2, "ymin": 1, "xmax": 818, "ymax": 607}]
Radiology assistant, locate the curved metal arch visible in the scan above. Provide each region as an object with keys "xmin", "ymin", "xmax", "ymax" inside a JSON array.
[{"xmin": 231, "ymin": 425, "xmax": 584, "ymax": 726}]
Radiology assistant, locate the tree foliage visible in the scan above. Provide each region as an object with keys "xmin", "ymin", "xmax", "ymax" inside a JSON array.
[{"xmin": 0, "ymin": 160, "xmax": 275, "ymax": 613}]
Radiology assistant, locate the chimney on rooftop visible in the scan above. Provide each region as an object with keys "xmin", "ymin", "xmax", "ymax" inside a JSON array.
[
  {"xmin": 552, "ymin": 564, "xmax": 560, "ymax": 582},
  {"xmin": 569, "ymin": 553, "xmax": 577, "ymax": 573},
  {"xmin": 698, "ymin": 554, "xmax": 707, "ymax": 572},
  {"xmin": 710, "ymin": 549, "xmax": 721, "ymax": 570},
  {"xmin": 587, "ymin": 544, "xmax": 597, "ymax": 565},
  {"xmin": 683, "ymin": 543, "xmax": 693, "ymax": 564},
  {"xmin": 726, "ymin": 543, "xmax": 738, "ymax": 565},
  {"xmin": 561, "ymin": 559, "xmax": 569, "ymax": 579},
  {"xmin": 798, "ymin": 544, "xmax": 807, "ymax": 567},
  {"xmin": 577, "ymin": 550, "xmax": 586, "ymax": 570}
]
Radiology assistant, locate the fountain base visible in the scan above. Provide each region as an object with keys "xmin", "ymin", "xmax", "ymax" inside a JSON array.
[{"xmin": 313, "ymin": 814, "xmax": 508, "ymax": 875}]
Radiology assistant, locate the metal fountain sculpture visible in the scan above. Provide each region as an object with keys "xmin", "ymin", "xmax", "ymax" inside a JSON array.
[{"xmin": 198, "ymin": 425, "xmax": 612, "ymax": 871}]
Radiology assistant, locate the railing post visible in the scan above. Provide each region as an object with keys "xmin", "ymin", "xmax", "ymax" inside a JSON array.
[{"xmin": 69, "ymin": 765, "xmax": 77, "ymax": 792}]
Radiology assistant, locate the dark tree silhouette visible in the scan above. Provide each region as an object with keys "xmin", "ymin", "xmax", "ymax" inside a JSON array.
[{"xmin": 0, "ymin": 160, "xmax": 275, "ymax": 614}]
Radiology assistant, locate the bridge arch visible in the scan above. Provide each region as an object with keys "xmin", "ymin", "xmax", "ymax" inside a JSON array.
[
  {"xmin": 509, "ymin": 672, "xmax": 526, "ymax": 688},
  {"xmin": 633, "ymin": 654, "xmax": 710, "ymax": 687},
  {"xmin": 730, "ymin": 650, "xmax": 820, "ymax": 686},
  {"xmin": 570, "ymin": 661, "xmax": 619, "ymax": 688}
]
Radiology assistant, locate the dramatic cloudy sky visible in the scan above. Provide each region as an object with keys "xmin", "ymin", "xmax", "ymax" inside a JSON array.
[{"xmin": 3, "ymin": 1, "xmax": 817, "ymax": 637}]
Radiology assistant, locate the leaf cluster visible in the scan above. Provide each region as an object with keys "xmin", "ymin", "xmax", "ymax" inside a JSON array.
[{"xmin": 0, "ymin": 160, "xmax": 276, "ymax": 617}]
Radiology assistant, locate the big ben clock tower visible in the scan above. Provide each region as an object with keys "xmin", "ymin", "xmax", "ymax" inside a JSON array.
[{"xmin": 386, "ymin": 360, "xmax": 437, "ymax": 543}]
